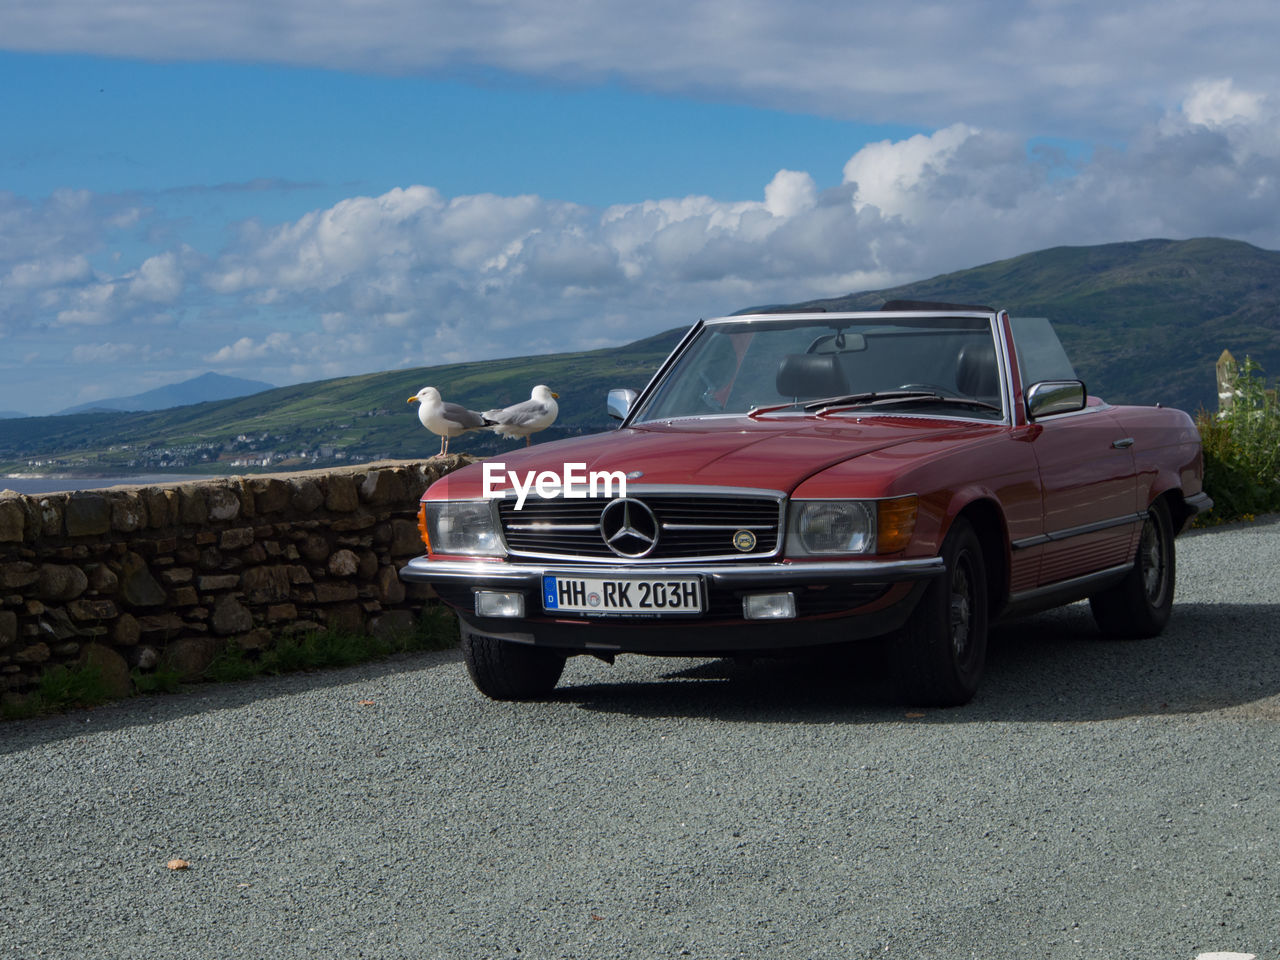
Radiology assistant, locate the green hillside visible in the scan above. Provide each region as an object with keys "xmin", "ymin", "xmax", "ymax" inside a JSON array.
[
  {"xmin": 4, "ymin": 237, "xmax": 1278, "ymax": 479},
  {"xmin": 759, "ymin": 237, "xmax": 1280, "ymax": 412},
  {"xmin": 0, "ymin": 327, "xmax": 685, "ymax": 476}
]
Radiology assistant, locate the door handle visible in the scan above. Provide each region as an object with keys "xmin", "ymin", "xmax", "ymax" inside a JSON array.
[{"xmin": 1111, "ymin": 437, "xmax": 1135, "ymax": 449}]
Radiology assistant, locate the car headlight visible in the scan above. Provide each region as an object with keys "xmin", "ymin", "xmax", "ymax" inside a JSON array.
[
  {"xmin": 785, "ymin": 496, "xmax": 917, "ymax": 556},
  {"xmin": 420, "ymin": 500, "xmax": 506, "ymax": 557}
]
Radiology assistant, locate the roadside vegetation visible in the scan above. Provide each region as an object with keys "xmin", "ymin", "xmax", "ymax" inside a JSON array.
[
  {"xmin": 1196, "ymin": 356, "xmax": 1280, "ymax": 524},
  {"xmin": 2, "ymin": 607, "xmax": 460, "ymax": 721}
]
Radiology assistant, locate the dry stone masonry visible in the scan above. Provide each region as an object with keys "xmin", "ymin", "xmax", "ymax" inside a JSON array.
[{"xmin": 0, "ymin": 457, "xmax": 469, "ymax": 705}]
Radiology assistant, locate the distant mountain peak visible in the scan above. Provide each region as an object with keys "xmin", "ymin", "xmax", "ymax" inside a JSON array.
[{"xmin": 57, "ymin": 372, "xmax": 276, "ymax": 416}]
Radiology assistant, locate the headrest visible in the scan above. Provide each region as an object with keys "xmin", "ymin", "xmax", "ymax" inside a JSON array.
[
  {"xmin": 776, "ymin": 353, "xmax": 850, "ymax": 399},
  {"xmin": 956, "ymin": 340, "xmax": 999, "ymax": 397}
]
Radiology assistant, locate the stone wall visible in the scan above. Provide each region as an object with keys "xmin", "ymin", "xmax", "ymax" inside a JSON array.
[{"xmin": 0, "ymin": 457, "xmax": 468, "ymax": 705}]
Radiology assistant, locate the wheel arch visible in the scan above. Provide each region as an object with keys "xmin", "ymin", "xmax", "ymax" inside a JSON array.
[
  {"xmin": 945, "ymin": 496, "xmax": 1010, "ymax": 619},
  {"xmin": 1149, "ymin": 482, "xmax": 1197, "ymax": 535}
]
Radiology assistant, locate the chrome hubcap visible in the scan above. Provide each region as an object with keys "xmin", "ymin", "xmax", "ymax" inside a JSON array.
[
  {"xmin": 1139, "ymin": 516, "xmax": 1165, "ymax": 603},
  {"xmin": 950, "ymin": 562, "xmax": 972, "ymax": 657}
]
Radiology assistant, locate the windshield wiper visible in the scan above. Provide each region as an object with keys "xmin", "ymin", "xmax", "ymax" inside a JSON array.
[
  {"xmin": 818, "ymin": 392, "xmax": 1003, "ymax": 414},
  {"xmin": 751, "ymin": 390, "xmax": 1003, "ymax": 418},
  {"xmin": 802, "ymin": 390, "xmax": 938, "ymax": 411}
]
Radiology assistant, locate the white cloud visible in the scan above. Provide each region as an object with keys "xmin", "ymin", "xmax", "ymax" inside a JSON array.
[
  {"xmin": 6, "ymin": 255, "xmax": 92, "ymax": 289},
  {"xmin": 843, "ymin": 124, "xmax": 977, "ymax": 218},
  {"xmin": 183, "ymin": 75, "xmax": 1280, "ymax": 378},
  {"xmin": 205, "ymin": 332, "xmax": 294, "ymax": 363},
  {"xmin": 128, "ymin": 251, "xmax": 185, "ymax": 303},
  {"xmin": 763, "ymin": 170, "xmax": 817, "ymax": 218},
  {"xmin": 5, "ymin": 75, "xmax": 1280, "ymax": 412},
  {"xmin": 1183, "ymin": 78, "xmax": 1265, "ymax": 127},
  {"xmin": 6, "ymin": 1, "xmax": 1280, "ymax": 136}
]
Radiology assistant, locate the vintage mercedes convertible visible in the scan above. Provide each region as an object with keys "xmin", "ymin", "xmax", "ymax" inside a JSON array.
[{"xmin": 400, "ymin": 301, "xmax": 1211, "ymax": 705}]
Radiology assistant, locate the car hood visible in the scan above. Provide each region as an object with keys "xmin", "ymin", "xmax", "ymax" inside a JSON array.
[{"xmin": 428, "ymin": 415, "xmax": 999, "ymax": 499}]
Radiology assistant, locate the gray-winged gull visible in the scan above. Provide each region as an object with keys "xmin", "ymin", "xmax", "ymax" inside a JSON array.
[
  {"xmin": 484, "ymin": 385, "xmax": 559, "ymax": 446},
  {"xmin": 407, "ymin": 386, "xmax": 491, "ymax": 456}
]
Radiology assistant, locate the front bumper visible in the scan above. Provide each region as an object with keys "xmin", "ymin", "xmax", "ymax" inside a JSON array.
[{"xmin": 400, "ymin": 555, "xmax": 944, "ymax": 655}]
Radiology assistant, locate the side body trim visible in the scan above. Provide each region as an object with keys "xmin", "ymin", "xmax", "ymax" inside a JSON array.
[{"xmin": 1011, "ymin": 511, "xmax": 1146, "ymax": 551}]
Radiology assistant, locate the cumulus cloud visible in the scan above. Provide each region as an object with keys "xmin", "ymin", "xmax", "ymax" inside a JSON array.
[
  {"xmin": 1182, "ymin": 78, "xmax": 1265, "ymax": 127},
  {"xmin": 5, "ymin": 76, "xmax": 1280, "ymax": 413},
  {"xmin": 5, "ymin": 0, "xmax": 1280, "ymax": 135},
  {"xmin": 128, "ymin": 251, "xmax": 186, "ymax": 303},
  {"xmin": 205, "ymin": 332, "xmax": 294, "ymax": 363},
  {"xmin": 764, "ymin": 170, "xmax": 817, "ymax": 218},
  {"xmin": 177, "ymin": 77, "xmax": 1280, "ymax": 380},
  {"xmin": 843, "ymin": 124, "xmax": 977, "ymax": 218}
]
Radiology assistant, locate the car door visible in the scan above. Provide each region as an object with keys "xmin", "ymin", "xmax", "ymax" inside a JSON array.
[
  {"xmin": 1024, "ymin": 406, "xmax": 1141, "ymax": 585},
  {"xmin": 1005, "ymin": 316, "xmax": 1141, "ymax": 587}
]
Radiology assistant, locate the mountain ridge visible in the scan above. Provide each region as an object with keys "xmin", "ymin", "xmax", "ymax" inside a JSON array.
[
  {"xmin": 758, "ymin": 237, "xmax": 1280, "ymax": 410},
  {"xmin": 2, "ymin": 237, "xmax": 1276, "ymax": 476},
  {"xmin": 56, "ymin": 372, "xmax": 277, "ymax": 416}
]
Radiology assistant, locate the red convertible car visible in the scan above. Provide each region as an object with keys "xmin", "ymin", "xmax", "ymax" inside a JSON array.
[{"xmin": 400, "ymin": 302, "xmax": 1211, "ymax": 705}]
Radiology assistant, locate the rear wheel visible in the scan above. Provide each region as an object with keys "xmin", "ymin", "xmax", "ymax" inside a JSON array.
[
  {"xmin": 1089, "ymin": 499, "xmax": 1175, "ymax": 638},
  {"xmin": 892, "ymin": 518, "xmax": 988, "ymax": 707},
  {"xmin": 461, "ymin": 626, "xmax": 566, "ymax": 700}
]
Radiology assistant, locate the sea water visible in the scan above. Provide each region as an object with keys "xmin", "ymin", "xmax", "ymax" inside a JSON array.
[{"xmin": 1, "ymin": 474, "xmax": 210, "ymax": 496}]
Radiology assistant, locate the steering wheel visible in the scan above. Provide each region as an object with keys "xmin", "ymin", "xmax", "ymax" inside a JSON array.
[{"xmin": 700, "ymin": 370, "xmax": 726, "ymax": 410}]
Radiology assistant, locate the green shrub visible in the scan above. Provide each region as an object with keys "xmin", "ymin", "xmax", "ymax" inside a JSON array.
[
  {"xmin": 37, "ymin": 662, "xmax": 111, "ymax": 710},
  {"xmin": 1196, "ymin": 356, "xmax": 1280, "ymax": 523},
  {"xmin": 132, "ymin": 664, "xmax": 185, "ymax": 695}
]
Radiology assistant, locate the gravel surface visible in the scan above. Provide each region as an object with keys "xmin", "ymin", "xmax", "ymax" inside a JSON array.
[{"xmin": 3, "ymin": 517, "xmax": 1279, "ymax": 960}]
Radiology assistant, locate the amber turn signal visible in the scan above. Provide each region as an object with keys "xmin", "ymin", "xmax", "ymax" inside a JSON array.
[
  {"xmin": 876, "ymin": 496, "xmax": 918, "ymax": 553},
  {"xmin": 417, "ymin": 502, "xmax": 431, "ymax": 553}
]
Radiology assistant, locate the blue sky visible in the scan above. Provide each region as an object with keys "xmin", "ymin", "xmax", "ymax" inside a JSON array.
[{"xmin": 2, "ymin": 0, "xmax": 1279, "ymax": 416}]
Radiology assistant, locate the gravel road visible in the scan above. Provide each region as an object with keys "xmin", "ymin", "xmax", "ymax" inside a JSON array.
[{"xmin": 3, "ymin": 518, "xmax": 1279, "ymax": 960}]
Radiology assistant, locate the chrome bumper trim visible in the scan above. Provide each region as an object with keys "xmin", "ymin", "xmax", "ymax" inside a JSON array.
[{"xmin": 400, "ymin": 555, "xmax": 945, "ymax": 586}]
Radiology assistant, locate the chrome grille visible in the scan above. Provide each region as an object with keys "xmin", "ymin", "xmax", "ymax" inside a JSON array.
[{"xmin": 498, "ymin": 493, "xmax": 783, "ymax": 562}]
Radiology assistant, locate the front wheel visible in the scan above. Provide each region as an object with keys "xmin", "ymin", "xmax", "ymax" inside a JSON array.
[
  {"xmin": 1089, "ymin": 499, "xmax": 1175, "ymax": 638},
  {"xmin": 461, "ymin": 625, "xmax": 566, "ymax": 700},
  {"xmin": 891, "ymin": 518, "xmax": 988, "ymax": 707}
]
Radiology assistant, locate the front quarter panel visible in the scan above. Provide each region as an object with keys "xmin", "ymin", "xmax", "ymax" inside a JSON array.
[{"xmin": 789, "ymin": 421, "xmax": 1041, "ymax": 567}]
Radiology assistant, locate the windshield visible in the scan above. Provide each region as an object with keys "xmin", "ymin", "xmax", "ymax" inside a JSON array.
[{"xmin": 632, "ymin": 315, "xmax": 1005, "ymax": 422}]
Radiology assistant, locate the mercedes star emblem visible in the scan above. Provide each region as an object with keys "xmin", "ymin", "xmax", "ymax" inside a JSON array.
[{"xmin": 599, "ymin": 498, "xmax": 660, "ymax": 558}]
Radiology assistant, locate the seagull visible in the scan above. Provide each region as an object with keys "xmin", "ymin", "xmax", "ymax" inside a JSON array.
[
  {"xmin": 407, "ymin": 386, "xmax": 492, "ymax": 456},
  {"xmin": 484, "ymin": 385, "xmax": 560, "ymax": 446}
]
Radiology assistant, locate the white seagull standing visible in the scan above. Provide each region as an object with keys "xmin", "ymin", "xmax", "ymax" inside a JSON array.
[
  {"xmin": 484, "ymin": 385, "xmax": 560, "ymax": 446},
  {"xmin": 407, "ymin": 386, "xmax": 491, "ymax": 456}
]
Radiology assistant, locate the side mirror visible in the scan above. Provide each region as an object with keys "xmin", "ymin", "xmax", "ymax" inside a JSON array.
[
  {"xmin": 607, "ymin": 388, "xmax": 637, "ymax": 422},
  {"xmin": 1026, "ymin": 380, "xmax": 1086, "ymax": 420}
]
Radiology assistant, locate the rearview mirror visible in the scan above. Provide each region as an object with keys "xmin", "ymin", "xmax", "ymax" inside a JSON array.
[{"xmin": 1026, "ymin": 380, "xmax": 1086, "ymax": 419}]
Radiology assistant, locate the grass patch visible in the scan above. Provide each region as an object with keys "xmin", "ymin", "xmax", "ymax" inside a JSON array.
[
  {"xmin": 2, "ymin": 662, "xmax": 114, "ymax": 719},
  {"xmin": 203, "ymin": 605, "xmax": 460, "ymax": 683},
  {"xmin": 38, "ymin": 662, "xmax": 112, "ymax": 709},
  {"xmin": 131, "ymin": 663, "xmax": 185, "ymax": 696},
  {"xmin": 1195, "ymin": 356, "xmax": 1280, "ymax": 524},
  {"xmin": 2, "ymin": 607, "xmax": 461, "ymax": 721}
]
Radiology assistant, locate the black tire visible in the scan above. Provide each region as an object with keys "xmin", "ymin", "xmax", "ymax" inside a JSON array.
[
  {"xmin": 892, "ymin": 517, "xmax": 989, "ymax": 707},
  {"xmin": 1089, "ymin": 499, "xmax": 1175, "ymax": 638},
  {"xmin": 461, "ymin": 626, "xmax": 566, "ymax": 701}
]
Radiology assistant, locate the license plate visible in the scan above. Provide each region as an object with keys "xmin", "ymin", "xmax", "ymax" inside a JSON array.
[{"xmin": 542, "ymin": 574, "xmax": 704, "ymax": 616}]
